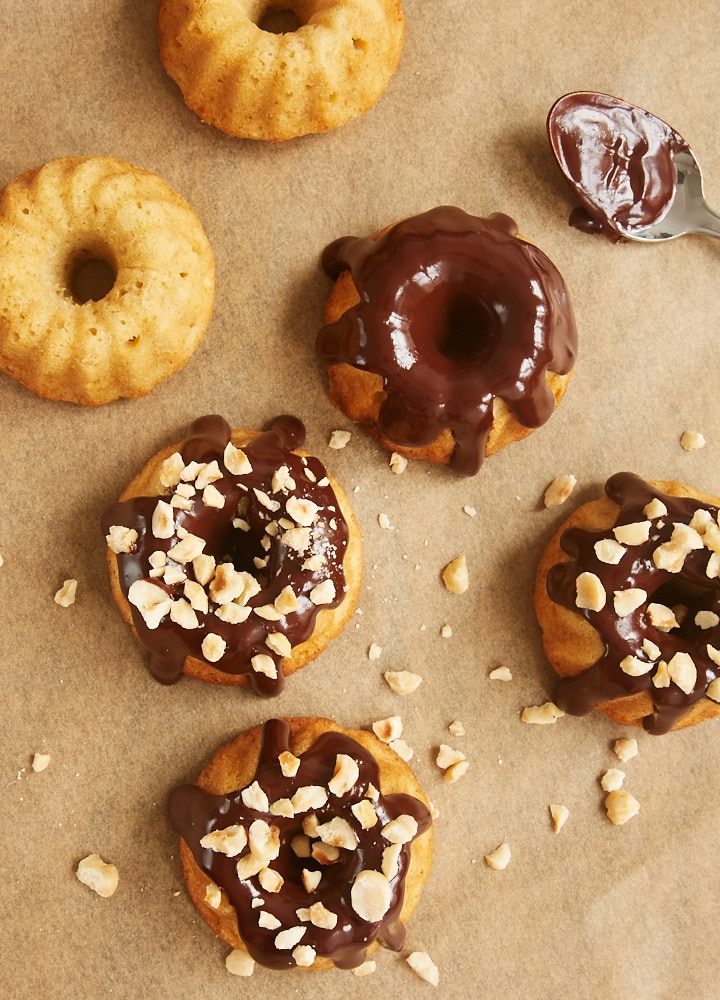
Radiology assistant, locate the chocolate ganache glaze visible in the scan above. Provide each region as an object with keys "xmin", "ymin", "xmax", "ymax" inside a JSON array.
[
  {"xmin": 547, "ymin": 473, "xmax": 720, "ymax": 734},
  {"xmin": 101, "ymin": 416, "xmax": 349, "ymax": 695},
  {"xmin": 547, "ymin": 92, "xmax": 689, "ymax": 239},
  {"xmin": 316, "ymin": 206, "xmax": 577, "ymax": 476},
  {"xmin": 169, "ymin": 719, "xmax": 432, "ymax": 970}
]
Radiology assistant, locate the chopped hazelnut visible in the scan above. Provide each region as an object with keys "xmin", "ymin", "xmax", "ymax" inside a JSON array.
[
  {"xmin": 351, "ymin": 960, "xmax": 377, "ymax": 977},
  {"xmin": 76, "ymin": 854, "xmax": 119, "ymax": 898},
  {"xmin": 54, "ymin": 579, "xmax": 78, "ymax": 608},
  {"xmin": 605, "ymin": 789, "xmax": 640, "ymax": 825},
  {"xmin": 225, "ymin": 949, "xmax": 254, "ymax": 977},
  {"xmin": 223, "ymin": 442, "xmax": 252, "ymax": 476},
  {"xmin": 613, "ymin": 521, "xmax": 651, "ymax": 545},
  {"xmin": 389, "ymin": 738, "xmax": 414, "ymax": 761},
  {"xmin": 381, "ymin": 814, "xmax": 418, "ymax": 844},
  {"xmin": 159, "ymin": 451, "xmax": 184, "ymax": 487},
  {"xmin": 351, "ymin": 799, "xmax": 378, "ymax": 829},
  {"xmin": 204, "ymin": 882, "xmax": 222, "ymax": 909},
  {"xmin": 384, "ymin": 670, "xmax": 423, "ymax": 695},
  {"xmin": 575, "ymin": 571, "xmax": 606, "ymax": 611},
  {"xmin": 127, "ymin": 580, "xmax": 171, "ymax": 629},
  {"xmin": 328, "ymin": 753, "xmax": 360, "ymax": 797},
  {"xmin": 328, "ymin": 429, "xmax": 352, "ymax": 449},
  {"xmin": 549, "ymin": 804, "xmax": 569, "ymax": 832},
  {"xmin": 440, "ymin": 624, "xmax": 453, "ymax": 638},
  {"xmin": 448, "ymin": 720, "xmax": 465, "ymax": 736},
  {"xmin": 444, "ymin": 759, "xmax": 469, "ymax": 783},
  {"xmin": 489, "ymin": 666, "xmax": 513, "ymax": 682},
  {"xmin": 372, "ymin": 716, "xmax": 403, "ymax": 743},
  {"xmin": 31, "ymin": 752, "xmax": 51, "ymax": 773},
  {"xmin": 389, "ymin": 452, "xmax": 408, "ymax": 474},
  {"xmin": 368, "ymin": 642, "xmax": 382, "ymax": 660},
  {"xmin": 680, "ymin": 430, "xmax": 705, "ymax": 451},
  {"xmin": 292, "ymin": 945, "xmax": 316, "ymax": 968},
  {"xmin": 543, "ymin": 473, "xmax": 577, "ymax": 507},
  {"xmin": 484, "ymin": 842, "xmax": 511, "ymax": 870},
  {"xmin": 407, "ymin": 951, "xmax": 440, "ymax": 987},
  {"xmin": 706, "ymin": 677, "xmax": 720, "ymax": 702},
  {"xmin": 436, "ymin": 744, "xmax": 465, "ymax": 769},
  {"xmin": 274, "ymin": 926, "xmax": 306, "ymax": 951},
  {"xmin": 667, "ymin": 651, "xmax": 697, "ymax": 694},
  {"xmin": 200, "ymin": 824, "xmax": 247, "ymax": 857},
  {"xmin": 521, "ymin": 702, "xmax": 565, "ymax": 724},
  {"xmin": 105, "ymin": 524, "xmax": 138, "ymax": 554},
  {"xmin": 309, "ymin": 579, "xmax": 336, "ymax": 605},
  {"xmin": 286, "ymin": 496, "xmax": 319, "ymax": 526},
  {"xmin": 279, "ymin": 750, "xmax": 301, "ymax": 777},
  {"xmin": 600, "ymin": 768, "xmax": 626, "ymax": 792},
  {"xmin": 151, "ymin": 500, "xmax": 175, "ymax": 539},
  {"xmin": 594, "ymin": 538, "xmax": 625, "ymax": 564},
  {"xmin": 613, "ymin": 588, "xmax": 647, "ymax": 617},
  {"xmin": 613, "ymin": 738, "xmax": 639, "ymax": 762},
  {"xmin": 644, "ymin": 498, "xmax": 668, "ymax": 520},
  {"xmin": 441, "ymin": 554, "xmax": 469, "ymax": 594},
  {"xmin": 350, "ymin": 870, "xmax": 392, "ymax": 922},
  {"xmin": 201, "ymin": 632, "xmax": 226, "ymax": 663}
]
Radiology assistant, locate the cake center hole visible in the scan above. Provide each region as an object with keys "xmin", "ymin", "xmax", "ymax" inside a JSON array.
[
  {"xmin": 67, "ymin": 250, "xmax": 117, "ymax": 304},
  {"xmin": 440, "ymin": 293, "xmax": 501, "ymax": 365},
  {"xmin": 258, "ymin": 6, "xmax": 303, "ymax": 33}
]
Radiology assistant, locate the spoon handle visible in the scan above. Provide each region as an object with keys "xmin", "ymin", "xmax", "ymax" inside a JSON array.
[{"xmin": 695, "ymin": 203, "xmax": 720, "ymax": 239}]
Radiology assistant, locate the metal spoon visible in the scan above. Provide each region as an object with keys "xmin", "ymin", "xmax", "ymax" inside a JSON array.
[
  {"xmin": 547, "ymin": 91, "xmax": 720, "ymax": 243},
  {"xmin": 619, "ymin": 148, "xmax": 720, "ymax": 242}
]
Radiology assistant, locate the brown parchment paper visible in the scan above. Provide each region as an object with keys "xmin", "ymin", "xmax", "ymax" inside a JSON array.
[{"xmin": 2, "ymin": 2, "xmax": 720, "ymax": 998}]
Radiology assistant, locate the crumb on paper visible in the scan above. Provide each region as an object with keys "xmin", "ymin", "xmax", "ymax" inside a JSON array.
[
  {"xmin": 544, "ymin": 473, "xmax": 577, "ymax": 507},
  {"xmin": 225, "ymin": 949, "xmax": 255, "ymax": 977},
  {"xmin": 549, "ymin": 804, "xmax": 570, "ymax": 832},
  {"xmin": 389, "ymin": 452, "xmax": 408, "ymax": 474},
  {"xmin": 484, "ymin": 842, "xmax": 511, "ymax": 870},
  {"xmin": 75, "ymin": 854, "xmax": 119, "ymax": 898},
  {"xmin": 368, "ymin": 643, "xmax": 382, "ymax": 660},
  {"xmin": 440, "ymin": 624, "xmax": 452, "ymax": 638},
  {"xmin": 613, "ymin": 737, "xmax": 638, "ymax": 762},
  {"xmin": 372, "ymin": 715, "xmax": 403, "ymax": 743},
  {"xmin": 463, "ymin": 504, "xmax": 477, "ymax": 517},
  {"xmin": 441, "ymin": 554, "xmax": 468, "ymax": 594},
  {"xmin": 389, "ymin": 737, "xmax": 414, "ymax": 761},
  {"xmin": 680, "ymin": 430, "xmax": 705, "ymax": 451},
  {"xmin": 0, "ymin": 552, "xmax": 4, "ymax": 567},
  {"xmin": 489, "ymin": 666, "xmax": 513, "ymax": 682},
  {"xmin": 378, "ymin": 512, "xmax": 393, "ymax": 530},
  {"xmin": 448, "ymin": 720, "xmax": 465, "ymax": 737},
  {"xmin": 521, "ymin": 702, "xmax": 564, "ymax": 724},
  {"xmin": 444, "ymin": 759, "xmax": 469, "ymax": 783},
  {"xmin": 54, "ymin": 578, "xmax": 77, "ymax": 607},
  {"xmin": 328, "ymin": 429, "xmax": 351, "ymax": 449},
  {"xmin": 406, "ymin": 950, "xmax": 440, "ymax": 986},
  {"xmin": 31, "ymin": 752, "xmax": 51, "ymax": 773},
  {"xmin": 600, "ymin": 768, "xmax": 625, "ymax": 792},
  {"xmin": 384, "ymin": 670, "xmax": 423, "ymax": 695},
  {"xmin": 436, "ymin": 744, "xmax": 465, "ymax": 769},
  {"xmin": 352, "ymin": 959, "xmax": 377, "ymax": 977},
  {"xmin": 605, "ymin": 789, "xmax": 640, "ymax": 825}
]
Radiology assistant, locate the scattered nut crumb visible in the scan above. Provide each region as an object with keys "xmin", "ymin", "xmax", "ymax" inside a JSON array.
[
  {"xmin": 444, "ymin": 759, "xmax": 469, "ymax": 783},
  {"xmin": 389, "ymin": 738, "xmax": 414, "ymax": 761},
  {"xmin": 680, "ymin": 430, "xmax": 705, "ymax": 451},
  {"xmin": 549, "ymin": 804, "xmax": 570, "ymax": 832},
  {"xmin": 448, "ymin": 720, "xmax": 465, "ymax": 737},
  {"xmin": 440, "ymin": 624, "xmax": 453, "ymax": 638},
  {"xmin": 76, "ymin": 854, "xmax": 119, "ymax": 898},
  {"xmin": 384, "ymin": 670, "xmax": 423, "ymax": 695},
  {"xmin": 600, "ymin": 768, "xmax": 625, "ymax": 792},
  {"xmin": 389, "ymin": 452, "xmax": 408, "ymax": 474},
  {"xmin": 436, "ymin": 744, "xmax": 465, "ymax": 769},
  {"xmin": 544, "ymin": 474, "xmax": 577, "ymax": 507},
  {"xmin": 54, "ymin": 579, "xmax": 78, "ymax": 607},
  {"xmin": 521, "ymin": 702, "xmax": 565, "ymax": 724},
  {"xmin": 378, "ymin": 512, "xmax": 393, "ymax": 529},
  {"xmin": 351, "ymin": 959, "xmax": 377, "ymax": 977},
  {"xmin": 605, "ymin": 789, "xmax": 640, "ymax": 825},
  {"xmin": 0, "ymin": 552, "xmax": 4, "ymax": 567},
  {"xmin": 406, "ymin": 950, "xmax": 440, "ymax": 987},
  {"xmin": 463, "ymin": 504, "xmax": 477, "ymax": 517},
  {"xmin": 372, "ymin": 716, "xmax": 402, "ymax": 743},
  {"xmin": 441, "ymin": 554, "xmax": 468, "ymax": 594},
  {"xmin": 489, "ymin": 666, "xmax": 513, "ymax": 682},
  {"xmin": 368, "ymin": 642, "xmax": 382, "ymax": 660},
  {"xmin": 225, "ymin": 949, "xmax": 255, "ymax": 977},
  {"xmin": 484, "ymin": 842, "xmax": 511, "ymax": 870},
  {"xmin": 31, "ymin": 753, "xmax": 51, "ymax": 773},
  {"xmin": 328, "ymin": 430, "xmax": 352, "ymax": 449},
  {"xmin": 613, "ymin": 737, "xmax": 639, "ymax": 762}
]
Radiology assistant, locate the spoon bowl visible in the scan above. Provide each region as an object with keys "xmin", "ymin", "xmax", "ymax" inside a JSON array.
[{"xmin": 547, "ymin": 91, "xmax": 720, "ymax": 243}]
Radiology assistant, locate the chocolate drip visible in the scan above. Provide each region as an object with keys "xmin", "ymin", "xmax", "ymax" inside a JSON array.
[
  {"xmin": 169, "ymin": 720, "xmax": 432, "ymax": 969},
  {"xmin": 546, "ymin": 472, "xmax": 720, "ymax": 733},
  {"xmin": 317, "ymin": 206, "xmax": 577, "ymax": 476},
  {"xmin": 101, "ymin": 416, "xmax": 348, "ymax": 694},
  {"xmin": 547, "ymin": 92, "xmax": 689, "ymax": 239}
]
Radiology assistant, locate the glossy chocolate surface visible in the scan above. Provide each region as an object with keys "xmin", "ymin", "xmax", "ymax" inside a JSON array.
[
  {"xmin": 547, "ymin": 92, "xmax": 689, "ymax": 238},
  {"xmin": 169, "ymin": 719, "xmax": 432, "ymax": 970},
  {"xmin": 317, "ymin": 206, "xmax": 577, "ymax": 476},
  {"xmin": 101, "ymin": 416, "xmax": 349, "ymax": 695},
  {"xmin": 547, "ymin": 473, "xmax": 720, "ymax": 733}
]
